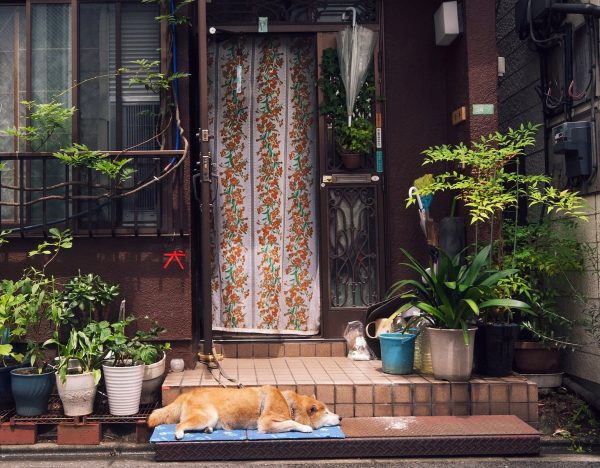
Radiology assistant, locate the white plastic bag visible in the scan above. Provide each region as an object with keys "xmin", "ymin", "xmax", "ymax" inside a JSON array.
[{"xmin": 343, "ymin": 321, "xmax": 374, "ymax": 361}]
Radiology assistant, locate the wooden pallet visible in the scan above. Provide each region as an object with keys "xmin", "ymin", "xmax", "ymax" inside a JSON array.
[{"xmin": 0, "ymin": 396, "xmax": 155, "ymax": 445}]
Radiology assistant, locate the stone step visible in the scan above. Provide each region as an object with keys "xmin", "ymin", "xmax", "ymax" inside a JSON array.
[
  {"xmin": 153, "ymin": 415, "xmax": 540, "ymax": 461},
  {"xmin": 160, "ymin": 357, "xmax": 539, "ymax": 427}
]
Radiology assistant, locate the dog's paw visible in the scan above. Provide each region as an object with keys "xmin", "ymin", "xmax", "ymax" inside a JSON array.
[
  {"xmin": 204, "ymin": 427, "xmax": 213, "ymax": 434},
  {"xmin": 298, "ymin": 424, "xmax": 313, "ymax": 433},
  {"xmin": 175, "ymin": 430, "xmax": 185, "ymax": 440}
]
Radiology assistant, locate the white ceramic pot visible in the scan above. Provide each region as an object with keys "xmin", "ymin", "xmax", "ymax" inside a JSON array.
[
  {"xmin": 55, "ymin": 371, "xmax": 97, "ymax": 417},
  {"xmin": 428, "ymin": 328, "xmax": 477, "ymax": 381},
  {"xmin": 141, "ymin": 353, "xmax": 166, "ymax": 405},
  {"xmin": 102, "ymin": 362, "xmax": 145, "ymax": 416}
]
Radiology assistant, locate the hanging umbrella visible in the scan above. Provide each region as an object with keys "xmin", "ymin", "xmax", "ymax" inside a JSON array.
[{"xmin": 336, "ymin": 7, "xmax": 377, "ymax": 127}]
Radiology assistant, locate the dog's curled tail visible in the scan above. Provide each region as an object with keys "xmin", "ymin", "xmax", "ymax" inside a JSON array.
[{"xmin": 148, "ymin": 399, "xmax": 182, "ymax": 427}]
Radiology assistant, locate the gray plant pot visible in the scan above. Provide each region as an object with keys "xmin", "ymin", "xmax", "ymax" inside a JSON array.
[{"xmin": 428, "ymin": 328, "xmax": 477, "ymax": 381}]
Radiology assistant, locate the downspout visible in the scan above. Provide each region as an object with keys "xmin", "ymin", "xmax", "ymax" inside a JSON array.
[{"xmin": 197, "ymin": 0, "xmax": 213, "ymax": 357}]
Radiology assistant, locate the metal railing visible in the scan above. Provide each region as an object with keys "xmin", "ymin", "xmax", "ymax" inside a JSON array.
[{"xmin": 0, "ymin": 150, "xmax": 186, "ymax": 237}]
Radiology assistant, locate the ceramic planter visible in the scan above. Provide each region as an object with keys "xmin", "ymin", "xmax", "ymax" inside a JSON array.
[
  {"xmin": 428, "ymin": 328, "xmax": 477, "ymax": 381},
  {"xmin": 10, "ymin": 367, "xmax": 55, "ymax": 416},
  {"xmin": 102, "ymin": 362, "xmax": 144, "ymax": 416},
  {"xmin": 475, "ymin": 323, "xmax": 520, "ymax": 376},
  {"xmin": 141, "ymin": 353, "xmax": 166, "ymax": 405},
  {"xmin": 514, "ymin": 341, "xmax": 561, "ymax": 374},
  {"xmin": 55, "ymin": 371, "xmax": 98, "ymax": 417},
  {"xmin": 0, "ymin": 361, "xmax": 22, "ymax": 410}
]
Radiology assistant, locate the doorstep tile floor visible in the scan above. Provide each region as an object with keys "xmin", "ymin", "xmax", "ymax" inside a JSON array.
[{"xmin": 161, "ymin": 357, "xmax": 539, "ymax": 428}]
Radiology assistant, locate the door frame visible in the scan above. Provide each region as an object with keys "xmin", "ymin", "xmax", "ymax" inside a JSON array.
[{"xmin": 196, "ymin": 3, "xmax": 383, "ymax": 341}]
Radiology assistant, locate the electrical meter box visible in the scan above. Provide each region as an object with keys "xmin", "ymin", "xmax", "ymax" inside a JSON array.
[{"xmin": 552, "ymin": 121, "xmax": 593, "ymax": 178}]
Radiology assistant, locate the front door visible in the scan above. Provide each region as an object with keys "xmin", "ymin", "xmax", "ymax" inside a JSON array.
[
  {"xmin": 197, "ymin": 1, "xmax": 384, "ymax": 339},
  {"xmin": 207, "ymin": 34, "xmax": 321, "ymax": 335}
]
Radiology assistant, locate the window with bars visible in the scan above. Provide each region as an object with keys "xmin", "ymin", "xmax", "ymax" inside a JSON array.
[{"xmin": 0, "ymin": 1, "xmax": 178, "ymax": 236}]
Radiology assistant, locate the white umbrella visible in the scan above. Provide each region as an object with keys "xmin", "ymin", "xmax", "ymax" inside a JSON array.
[{"xmin": 336, "ymin": 8, "xmax": 377, "ymax": 127}]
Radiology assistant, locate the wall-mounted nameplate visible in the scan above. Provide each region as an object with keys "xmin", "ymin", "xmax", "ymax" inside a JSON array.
[{"xmin": 472, "ymin": 104, "xmax": 495, "ymax": 115}]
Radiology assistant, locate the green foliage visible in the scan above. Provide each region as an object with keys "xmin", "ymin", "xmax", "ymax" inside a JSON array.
[
  {"xmin": 127, "ymin": 59, "xmax": 190, "ymax": 94},
  {"xmin": 317, "ymin": 48, "xmax": 375, "ymax": 154},
  {"xmin": 4, "ymin": 100, "xmax": 75, "ymax": 151},
  {"xmin": 336, "ymin": 117, "xmax": 375, "ymax": 154},
  {"xmin": 103, "ymin": 315, "xmax": 170, "ymax": 367},
  {"xmin": 497, "ymin": 219, "xmax": 588, "ymax": 345},
  {"xmin": 413, "ymin": 174, "xmax": 434, "ymax": 196},
  {"xmin": 413, "ymin": 123, "xmax": 588, "ymax": 224},
  {"xmin": 388, "ymin": 245, "xmax": 530, "ymax": 343},
  {"xmin": 54, "ymin": 144, "xmax": 134, "ymax": 183},
  {"xmin": 60, "ymin": 272, "xmax": 120, "ymax": 327},
  {"xmin": 142, "ymin": 0, "xmax": 195, "ymax": 25},
  {"xmin": 44, "ymin": 323, "xmax": 110, "ymax": 384}
]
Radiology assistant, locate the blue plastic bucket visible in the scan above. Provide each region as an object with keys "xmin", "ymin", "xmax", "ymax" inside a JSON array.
[{"xmin": 379, "ymin": 332, "xmax": 417, "ymax": 375}]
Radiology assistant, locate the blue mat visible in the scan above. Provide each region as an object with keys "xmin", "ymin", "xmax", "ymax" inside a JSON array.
[
  {"xmin": 150, "ymin": 425, "xmax": 246, "ymax": 442},
  {"xmin": 247, "ymin": 426, "xmax": 345, "ymax": 440},
  {"xmin": 150, "ymin": 424, "xmax": 345, "ymax": 443}
]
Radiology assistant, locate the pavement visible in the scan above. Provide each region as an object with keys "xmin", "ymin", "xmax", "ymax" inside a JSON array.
[{"xmin": 0, "ymin": 443, "xmax": 599, "ymax": 467}]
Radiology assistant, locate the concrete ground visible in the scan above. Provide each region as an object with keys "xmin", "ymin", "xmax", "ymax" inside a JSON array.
[{"xmin": 0, "ymin": 443, "xmax": 599, "ymax": 467}]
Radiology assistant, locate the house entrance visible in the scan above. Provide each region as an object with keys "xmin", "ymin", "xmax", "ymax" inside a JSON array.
[
  {"xmin": 196, "ymin": 1, "xmax": 385, "ymax": 343},
  {"xmin": 207, "ymin": 35, "xmax": 321, "ymax": 335}
]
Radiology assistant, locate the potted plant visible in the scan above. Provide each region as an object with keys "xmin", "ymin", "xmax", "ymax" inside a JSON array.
[
  {"xmin": 317, "ymin": 47, "xmax": 375, "ymax": 170},
  {"xmin": 9, "ymin": 230, "xmax": 74, "ymax": 416},
  {"xmin": 389, "ymin": 245, "xmax": 530, "ymax": 381},
  {"xmin": 0, "ymin": 278, "xmax": 28, "ymax": 409},
  {"xmin": 136, "ymin": 319, "xmax": 170, "ymax": 405},
  {"xmin": 499, "ymin": 219, "xmax": 586, "ymax": 377},
  {"xmin": 45, "ymin": 322, "xmax": 109, "ymax": 416},
  {"xmin": 414, "ymin": 123, "xmax": 588, "ymax": 377},
  {"xmin": 335, "ymin": 117, "xmax": 375, "ymax": 169},
  {"xmin": 102, "ymin": 315, "xmax": 148, "ymax": 416}
]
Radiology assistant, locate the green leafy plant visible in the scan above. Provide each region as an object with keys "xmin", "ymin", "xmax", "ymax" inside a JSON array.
[
  {"xmin": 497, "ymin": 219, "xmax": 589, "ymax": 345},
  {"xmin": 103, "ymin": 315, "xmax": 170, "ymax": 367},
  {"xmin": 45, "ymin": 322, "xmax": 112, "ymax": 385},
  {"xmin": 388, "ymin": 245, "xmax": 530, "ymax": 343},
  {"xmin": 317, "ymin": 48, "xmax": 375, "ymax": 155},
  {"xmin": 336, "ymin": 117, "xmax": 375, "ymax": 154},
  {"xmin": 54, "ymin": 144, "xmax": 134, "ymax": 183},
  {"xmin": 411, "ymin": 123, "xmax": 587, "ymax": 226},
  {"xmin": 4, "ymin": 100, "xmax": 75, "ymax": 151},
  {"xmin": 60, "ymin": 272, "xmax": 119, "ymax": 327}
]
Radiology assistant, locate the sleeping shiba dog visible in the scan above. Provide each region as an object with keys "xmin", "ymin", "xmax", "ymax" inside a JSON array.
[{"xmin": 148, "ymin": 385, "xmax": 341, "ymax": 439}]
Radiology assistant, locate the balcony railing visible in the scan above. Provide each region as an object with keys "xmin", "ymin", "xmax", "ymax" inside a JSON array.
[{"xmin": 0, "ymin": 150, "xmax": 187, "ymax": 237}]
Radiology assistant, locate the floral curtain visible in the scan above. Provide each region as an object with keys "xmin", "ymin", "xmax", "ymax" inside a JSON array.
[{"xmin": 209, "ymin": 35, "xmax": 320, "ymax": 335}]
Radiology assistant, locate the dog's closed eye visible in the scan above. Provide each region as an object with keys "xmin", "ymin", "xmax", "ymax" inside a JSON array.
[{"xmin": 309, "ymin": 405, "xmax": 317, "ymax": 414}]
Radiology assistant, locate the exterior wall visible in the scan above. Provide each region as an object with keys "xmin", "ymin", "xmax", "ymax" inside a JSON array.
[
  {"xmin": 384, "ymin": 0, "xmax": 498, "ymax": 285},
  {"xmin": 496, "ymin": 0, "xmax": 600, "ymax": 384},
  {"xmin": 0, "ymin": 20, "xmax": 196, "ymax": 367}
]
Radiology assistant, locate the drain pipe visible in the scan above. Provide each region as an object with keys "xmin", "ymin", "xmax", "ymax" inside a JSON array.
[{"xmin": 563, "ymin": 376, "xmax": 600, "ymax": 413}]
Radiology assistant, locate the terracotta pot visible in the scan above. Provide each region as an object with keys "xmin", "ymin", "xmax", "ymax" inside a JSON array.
[
  {"xmin": 339, "ymin": 151, "xmax": 362, "ymax": 170},
  {"xmin": 514, "ymin": 341, "xmax": 561, "ymax": 374}
]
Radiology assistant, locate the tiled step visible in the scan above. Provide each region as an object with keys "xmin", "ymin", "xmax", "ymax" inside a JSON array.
[
  {"xmin": 161, "ymin": 357, "xmax": 539, "ymax": 427},
  {"xmin": 153, "ymin": 415, "xmax": 540, "ymax": 461}
]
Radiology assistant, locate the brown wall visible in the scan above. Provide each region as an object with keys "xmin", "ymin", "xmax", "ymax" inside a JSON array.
[
  {"xmin": 383, "ymin": 0, "xmax": 498, "ymax": 285},
  {"xmin": 1, "ymin": 237, "xmax": 192, "ymax": 341}
]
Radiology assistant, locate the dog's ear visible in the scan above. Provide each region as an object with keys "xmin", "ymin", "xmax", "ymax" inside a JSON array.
[
  {"xmin": 311, "ymin": 394, "xmax": 316, "ymax": 399},
  {"xmin": 309, "ymin": 404, "xmax": 317, "ymax": 414}
]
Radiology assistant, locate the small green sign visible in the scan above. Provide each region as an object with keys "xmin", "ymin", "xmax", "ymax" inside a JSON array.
[{"xmin": 472, "ymin": 104, "xmax": 495, "ymax": 115}]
